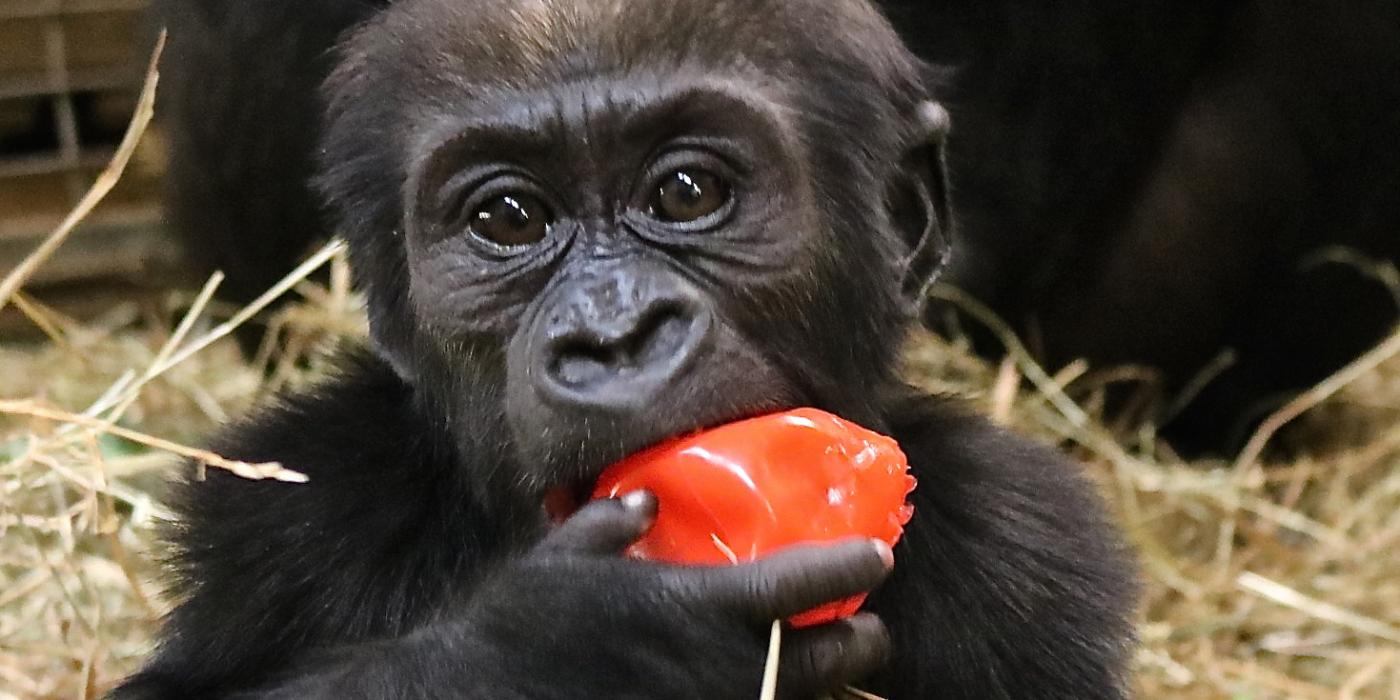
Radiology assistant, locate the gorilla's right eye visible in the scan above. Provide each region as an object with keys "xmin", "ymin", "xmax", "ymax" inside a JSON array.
[{"xmin": 469, "ymin": 193, "xmax": 554, "ymax": 247}]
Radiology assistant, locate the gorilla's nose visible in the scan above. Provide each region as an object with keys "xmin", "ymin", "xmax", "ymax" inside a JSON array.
[{"xmin": 534, "ymin": 271, "xmax": 711, "ymax": 411}]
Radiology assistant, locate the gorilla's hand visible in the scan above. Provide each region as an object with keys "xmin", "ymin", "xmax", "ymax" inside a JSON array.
[{"xmin": 466, "ymin": 492, "xmax": 894, "ymax": 699}]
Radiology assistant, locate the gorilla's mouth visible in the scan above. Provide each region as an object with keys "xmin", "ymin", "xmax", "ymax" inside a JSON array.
[
  {"xmin": 528, "ymin": 321, "xmax": 814, "ymax": 526},
  {"xmin": 537, "ymin": 400, "xmax": 800, "ymax": 525},
  {"xmin": 543, "ymin": 482, "xmax": 590, "ymax": 524}
]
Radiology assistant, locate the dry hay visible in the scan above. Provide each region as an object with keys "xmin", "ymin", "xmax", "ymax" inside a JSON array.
[
  {"xmin": 1, "ymin": 37, "xmax": 1397, "ymax": 700},
  {"xmin": 2, "ymin": 267, "xmax": 1396, "ymax": 700},
  {"xmin": 904, "ymin": 324, "xmax": 1400, "ymax": 700},
  {"xmin": 0, "ymin": 239, "xmax": 365, "ymax": 699}
]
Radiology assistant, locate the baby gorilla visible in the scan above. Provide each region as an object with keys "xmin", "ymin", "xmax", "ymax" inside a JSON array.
[{"xmin": 116, "ymin": 0, "xmax": 1137, "ymax": 697}]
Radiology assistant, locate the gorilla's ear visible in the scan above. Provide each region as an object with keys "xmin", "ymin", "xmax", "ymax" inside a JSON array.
[{"xmin": 891, "ymin": 100, "xmax": 953, "ymax": 305}]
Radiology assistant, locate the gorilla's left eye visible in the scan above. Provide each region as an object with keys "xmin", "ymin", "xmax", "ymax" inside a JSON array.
[
  {"xmin": 470, "ymin": 193, "xmax": 553, "ymax": 247},
  {"xmin": 649, "ymin": 169, "xmax": 730, "ymax": 224}
]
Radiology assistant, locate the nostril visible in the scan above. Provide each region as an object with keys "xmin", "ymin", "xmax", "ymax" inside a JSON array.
[
  {"xmin": 629, "ymin": 303, "xmax": 694, "ymax": 367},
  {"xmin": 551, "ymin": 341, "xmax": 616, "ymax": 387},
  {"xmin": 541, "ymin": 301, "xmax": 704, "ymax": 393}
]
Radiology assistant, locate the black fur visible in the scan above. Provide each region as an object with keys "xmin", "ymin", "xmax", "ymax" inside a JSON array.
[
  {"xmin": 115, "ymin": 357, "xmax": 1136, "ymax": 699},
  {"xmin": 119, "ymin": 1, "xmax": 1138, "ymax": 697},
  {"xmin": 150, "ymin": 0, "xmax": 389, "ymax": 350},
  {"xmin": 882, "ymin": 0, "xmax": 1400, "ymax": 452}
]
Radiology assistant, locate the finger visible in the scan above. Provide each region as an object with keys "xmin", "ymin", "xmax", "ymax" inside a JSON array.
[
  {"xmin": 538, "ymin": 491, "xmax": 657, "ymax": 555},
  {"xmin": 779, "ymin": 613, "xmax": 892, "ymax": 696},
  {"xmin": 681, "ymin": 538, "xmax": 892, "ymax": 621}
]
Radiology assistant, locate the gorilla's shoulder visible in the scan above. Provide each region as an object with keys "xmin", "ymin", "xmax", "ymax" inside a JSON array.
[{"xmin": 201, "ymin": 347, "xmax": 428, "ymax": 479}]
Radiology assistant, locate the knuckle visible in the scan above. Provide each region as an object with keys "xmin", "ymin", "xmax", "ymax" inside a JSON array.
[
  {"xmin": 656, "ymin": 566, "xmax": 706, "ymax": 606},
  {"xmin": 746, "ymin": 568, "xmax": 785, "ymax": 608},
  {"xmin": 780, "ymin": 638, "xmax": 836, "ymax": 694},
  {"xmin": 845, "ymin": 618, "xmax": 892, "ymax": 669},
  {"xmin": 800, "ymin": 642, "xmax": 830, "ymax": 683}
]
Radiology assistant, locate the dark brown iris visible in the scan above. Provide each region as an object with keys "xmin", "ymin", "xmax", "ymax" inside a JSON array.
[
  {"xmin": 650, "ymin": 169, "xmax": 729, "ymax": 223},
  {"xmin": 470, "ymin": 193, "xmax": 552, "ymax": 246}
]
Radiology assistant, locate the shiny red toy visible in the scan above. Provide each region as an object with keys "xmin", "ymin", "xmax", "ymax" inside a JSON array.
[{"xmin": 592, "ymin": 408, "xmax": 915, "ymax": 627}]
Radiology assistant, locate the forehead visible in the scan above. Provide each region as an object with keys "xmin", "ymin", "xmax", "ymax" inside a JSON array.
[
  {"xmin": 495, "ymin": 0, "xmax": 633, "ymax": 67},
  {"xmin": 347, "ymin": 0, "xmax": 922, "ymax": 182},
  {"xmin": 382, "ymin": 0, "xmax": 892, "ymax": 87},
  {"xmin": 434, "ymin": 74, "xmax": 779, "ymax": 132},
  {"xmin": 408, "ymin": 74, "xmax": 798, "ymax": 181},
  {"xmin": 354, "ymin": 0, "xmax": 921, "ymax": 133}
]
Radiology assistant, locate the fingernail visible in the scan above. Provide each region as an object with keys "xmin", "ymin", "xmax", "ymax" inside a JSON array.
[
  {"xmin": 872, "ymin": 539, "xmax": 894, "ymax": 570},
  {"xmin": 620, "ymin": 489, "xmax": 656, "ymax": 515}
]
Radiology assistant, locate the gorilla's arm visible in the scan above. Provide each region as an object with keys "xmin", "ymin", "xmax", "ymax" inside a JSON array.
[
  {"xmin": 110, "ymin": 355, "xmax": 470, "ymax": 697},
  {"xmin": 869, "ymin": 391, "xmax": 1138, "ymax": 699},
  {"xmin": 113, "ymin": 360, "xmax": 1134, "ymax": 699},
  {"xmin": 109, "ymin": 357, "xmax": 892, "ymax": 700}
]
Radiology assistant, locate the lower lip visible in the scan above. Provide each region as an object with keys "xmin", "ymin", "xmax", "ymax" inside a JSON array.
[{"xmin": 543, "ymin": 486, "xmax": 579, "ymax": 523}]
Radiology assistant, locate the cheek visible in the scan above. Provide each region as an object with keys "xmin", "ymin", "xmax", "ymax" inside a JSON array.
[
  {"xmin": 407, "ymin": 244, "xmax": 538, "ymax": 337},
  {"xmin": 710, "ymin": 239, "xmax": 826, "ymax": 338}
]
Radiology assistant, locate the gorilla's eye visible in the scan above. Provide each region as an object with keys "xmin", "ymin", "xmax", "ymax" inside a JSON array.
[
  {"xmin": 469, "ymin": 194, "xmax": 553, "ymax": 247},
  {"xmin": 649, "ymin": 169, "xmax": 729, "ymax": 224}
]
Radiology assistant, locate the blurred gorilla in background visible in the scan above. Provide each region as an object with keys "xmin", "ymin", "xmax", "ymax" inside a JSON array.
[
  {"xmin": 153, "ymin": 0, "xmax": 1400, "ymax": 454},
  {"xmin": 881, "ymin": 0, "xmax": 1400, "ymax": 453}
]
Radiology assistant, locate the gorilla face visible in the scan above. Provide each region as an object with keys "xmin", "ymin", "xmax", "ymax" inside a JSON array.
[
  {"xmin": 407, "ymin": 79, "xmax": 816, "ymax": 501},
  {"xmin": 321, "ymin": 0, "xmax": 950, "ymax": 514}
]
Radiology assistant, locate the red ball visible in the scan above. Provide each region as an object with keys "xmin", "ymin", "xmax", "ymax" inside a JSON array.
[{"xmin": 592, "ymin": 408, "xmax": 915, "ymax": 627}]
